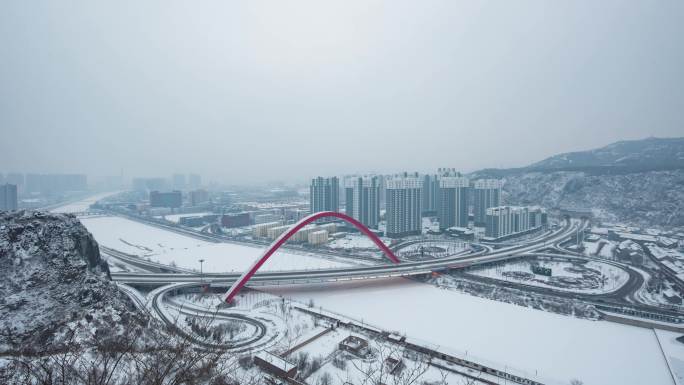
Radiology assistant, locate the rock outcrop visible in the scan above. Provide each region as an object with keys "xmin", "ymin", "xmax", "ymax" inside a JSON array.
[{"xmin": 0, "ymin": 211, "xmax": 141, "ymax": 353}]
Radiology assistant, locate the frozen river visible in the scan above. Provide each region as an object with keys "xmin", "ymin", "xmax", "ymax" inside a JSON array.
[
  {"xmin": 80, "ymin": 215, "xmax": 352, "ymax": 273},
  {"xmin": 267, "ymin": 278, "xmax": 679, "ymax": 385}
]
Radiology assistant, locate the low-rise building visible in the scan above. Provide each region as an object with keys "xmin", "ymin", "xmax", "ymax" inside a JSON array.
[
  {"xmin": 222, "ymin": 212, "xmax": 250, "ymax": 228},
  {"xmin": 485, "ymin": 206, "xmax": 544, "ymax": 239},
  {"xmin": 318, "ymin": 223, "xmax": 337, "ymax": 234},
  {"xmin": 267, "ymin": 225, "xmax": 291, "ymax": 240},
  {"xmin": 179, "ymin": 216, "xmax": 206, "ymax": 227},
  {"xmin": 150, "ymin": 190, "xmax": 182, "ymax": 208},
  {"xmin": 308, "ymin": 230, "xmax": 329, "ymax": 245},
  {"xmin": 445, "ymin": 226, "xmax": 475, "ymax": 240},
  {"xmin": 339, "ymin": 335, "xmax": 369, "ymax": 357},
  {"xmin": 253, "ymin": 221, "xmax": 283, "ymax": 238},
  {"xmin": 253, "ymin": 352, "xmax": 297, "ymax": 379},
  {"xmin": 254, "ymin": 213, "xmax": 282, "ymax": 224},
  {"xmin": 179, "ymin": 214, "xmax": 219, "ymax": 227},
  {"xmin": 292, "ymin": 224, "xmax": 317, "ymax": 242}
]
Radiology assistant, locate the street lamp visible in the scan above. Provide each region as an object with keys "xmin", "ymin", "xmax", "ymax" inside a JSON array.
[{"xmin": 199, "ymin": 259, "xmax": 205, "ymax": 283}]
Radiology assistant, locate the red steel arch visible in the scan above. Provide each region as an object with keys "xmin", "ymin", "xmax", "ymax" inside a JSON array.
[{"xmin": 222, "ymin": 211, "xmax": 399, "ymax": 303}]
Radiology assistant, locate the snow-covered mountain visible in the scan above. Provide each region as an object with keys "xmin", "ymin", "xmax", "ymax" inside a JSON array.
[
  {"xmin": 501, "ymin": 169, "xmax": 684, "ymax": 227},
  {"xmin": 472, "ymin": 137, "xmax": 684, "ymax": 227},
  {"xmin": 529, "ymin": 137, "xmax": 684, "ymax": 171},
  {"xmin": 0, "ymin": 211, "xmax": 142, "ymax": 354}
]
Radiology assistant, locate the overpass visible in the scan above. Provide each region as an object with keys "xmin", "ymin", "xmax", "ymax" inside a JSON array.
[
  {"xmin": 221, "ymin": 211, "xmax": 400, "ymax": 302},
  {"xmin": 111, "ymin": 218, "xmax": 580, "ymax": 289}
]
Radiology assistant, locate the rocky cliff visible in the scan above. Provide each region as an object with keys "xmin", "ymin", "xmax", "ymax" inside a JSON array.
[{"xmin": 0, "ymin": 211, "xmax": 141, "ymax": 354}]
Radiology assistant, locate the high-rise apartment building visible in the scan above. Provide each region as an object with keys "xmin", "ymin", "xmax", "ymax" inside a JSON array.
[
  {"xmin": 0, "ymin": 184, "xmax": 18, "ymax": 211},
  {"xmin": 310, "ymin": 177, "xmax": 339, "ymax": 213},
  {"xmin": 385, "ymin": 175, "xmax": 422, "ymax": 238},
  {"xmin": 422, "ymin": 174, "xmax": 440, "ymax": 215},
  {"xmin": 438, "ymin": 177, "xmax": 470, "ymax": 229},
  {"xmin": 422, "ymin": 168, "xmax": 462, "ymax": 216},
  {"xmin": 528, "ymin": 207, "xmax": 548, "ymax": 229},
  {"xmin": 473, "ymin": 179, "xmax": 502, "ymax": 226},
  {"xmin": 344, "ymin": 176, "xmax": 381, "ymax": 229}
]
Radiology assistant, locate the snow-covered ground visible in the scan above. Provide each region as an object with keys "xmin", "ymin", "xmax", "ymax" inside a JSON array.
[
  {"xmin": 633, "ymin": 266, "xmax": 684, "ymax": 309},
  {"xmin": 265, "ymin": 278, "xmax": 676, "ymax": 385},
  {"xmin": 655, "ymin": 329, "xmax": 684, "ymax": 384},
  {"xmin": 422, "ymin": 217, "xmax": 439, "ymax": 233},
  {"xmin": 80, "ymin": 216, "xmax": 351, "ymax": 273},
  {"xmin": 49, "ymin": 191, "xmax": 119, "ymax": 213},
  {"xmin": 468, "ymin": 258, "xmax": 630, "ymax": 294},
  {"xmin": 397, "ymin": 241, "xmax": 468, "ymax": 257},
  {"xmin": 583, "ymin": 240, "xmax": 617, "ymax": 259},
  {"xmin": 328, "ymin": 234, "xmax": 390, "ymax": 250},
  {"xmin": 300, "ymin": 328, "xmax": 494, "ymax": 385}
]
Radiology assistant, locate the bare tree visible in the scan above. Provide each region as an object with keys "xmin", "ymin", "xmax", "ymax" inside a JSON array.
[
  {"xmin": 1, "ymin": 304, "xmax": 263, "ymax": 385},
  {"xmin": 350, "ymin": 341, "xmax": 429, "ymax": 385}
]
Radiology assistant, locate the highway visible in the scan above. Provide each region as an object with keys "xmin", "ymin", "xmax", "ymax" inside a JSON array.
[
  {"xmin": 143, "ymin": 283, "xmax": 275, "ymax": 352},
  {"xmin": 110, "ymin": 219, "xmax": 580, "ymax": 286},
  {"xmin": 109, "ymin": 213, "xmax": 683, "ymax": 350}
]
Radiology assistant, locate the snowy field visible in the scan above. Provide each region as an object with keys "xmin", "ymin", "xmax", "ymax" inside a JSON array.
[
  {"xmin": 397, "ymin": 241, "xmax": 469, "ymax": 257},
  {"xmin": 468, "ymin": 258, "xmax": 630, "ymax": 294},
  {"xmin": 583, "ymin": 240, "xmax": 617, "ymax": 259},
  {"xmin": 50, "ymin": 191, "xmax": 119, "ymax": 213},
  {"xmin": 265, "ymin": 278, "xmax": 677, "ymax": 385},
  {"xmin": 328, "ymin": 234, "xmax": 390, "ymax": 250},
  {"xmin": 80, "ymin": 216, "xmax": 351, "ymax": 273},
  {"xmin": 656, "ymin": 329, "xmax": 684, "ymax": 384}
]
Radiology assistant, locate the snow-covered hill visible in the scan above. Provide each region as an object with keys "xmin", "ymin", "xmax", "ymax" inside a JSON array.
[
  {"xmin": 501, "ymin": 169, "xmax": 684, "ymax": 226},
  {"xmin": 529, "ymin": 137, "xmax": 684, "ymax": 171},
  {"xmin": 472, "ymin": 137, "xmax": 684, "ymax": 227},
  {"xmin": 0, "ymin": 211, "xmax": 142, "ymax": 354}
]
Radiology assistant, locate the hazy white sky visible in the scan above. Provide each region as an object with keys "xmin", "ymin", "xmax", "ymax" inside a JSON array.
[{"xmin": 1, "ymin": 1, "xmax": 682, "ymax": 183}]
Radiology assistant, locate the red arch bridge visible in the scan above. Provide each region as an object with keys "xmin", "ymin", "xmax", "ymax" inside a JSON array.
[{"xmin": 222, "ymin": 211, "xmax": 401, "ymax": 303}]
